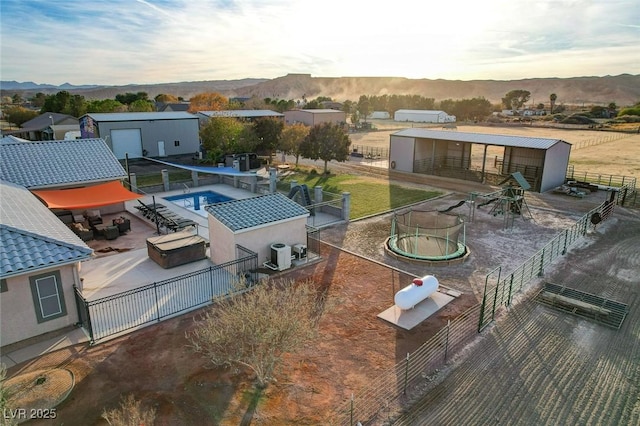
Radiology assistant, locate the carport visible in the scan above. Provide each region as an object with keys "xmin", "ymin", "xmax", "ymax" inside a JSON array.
[{"xmin": 389, "ymin": 129, "xmax": 571, "ymax": 192}]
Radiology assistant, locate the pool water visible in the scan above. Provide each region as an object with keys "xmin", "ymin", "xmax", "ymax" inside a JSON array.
[{"xmin": 164, "ymin": 190, "xmax": 233, "ymax": 217}]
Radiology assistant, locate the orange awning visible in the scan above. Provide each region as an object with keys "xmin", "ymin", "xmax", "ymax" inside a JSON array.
[{"xmin": 32, "ymin": 181, "xmax": 142, "ymax": 210}]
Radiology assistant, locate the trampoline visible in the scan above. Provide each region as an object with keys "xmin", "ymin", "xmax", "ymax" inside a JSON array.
[{"xmin": 386, "ymin": 210, "xmax": 468, "ymax": 263}]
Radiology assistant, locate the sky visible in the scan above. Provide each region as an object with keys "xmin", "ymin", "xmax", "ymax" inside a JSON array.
[{"xmin": 1, "ymin": 0, "xmax": 639, "ymax": 86}]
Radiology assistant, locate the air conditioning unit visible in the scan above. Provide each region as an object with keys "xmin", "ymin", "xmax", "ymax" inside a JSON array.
[
  {"xmin": 292, "ymin": 244, "xmax": 307, "ymax": 259},
  {"xmin": 270, "ymin": 243, "xmax": 291, "ymax": 271}
]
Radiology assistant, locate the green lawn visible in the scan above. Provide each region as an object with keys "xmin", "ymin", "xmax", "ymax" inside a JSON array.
[{"xmin": 279, "ymin": 171, "xmax": 442, "ymax": 219}]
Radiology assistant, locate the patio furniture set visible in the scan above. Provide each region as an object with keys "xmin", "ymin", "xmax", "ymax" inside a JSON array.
[
  {"xmin": 134, "ymin": 200, "xmax": 198, "ymax": 233},
  {"xmin": 67, "ymin": 210, "xmax": 131, "ymax": 241}
]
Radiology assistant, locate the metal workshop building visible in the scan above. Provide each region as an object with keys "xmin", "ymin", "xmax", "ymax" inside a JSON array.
[{"xmin": 79, "ymin": 112, "xmax": 200, "ymax": 159}]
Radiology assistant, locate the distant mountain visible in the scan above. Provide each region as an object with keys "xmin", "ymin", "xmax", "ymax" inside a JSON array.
[
  {"xmin": 231, "ymin": 73, "xmax": 640, "ymax": 106},
  {"xmin": 0, "ymin": 80, "xmax": 101, "ymax": 90},
  {"xmin": 2, "ymin": 74, "xmax": 639, "ymax": 106}
]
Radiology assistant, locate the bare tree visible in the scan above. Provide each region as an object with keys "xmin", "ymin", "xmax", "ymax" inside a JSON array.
[{"xmin": 187, "ymin": 278, "xmax": 324, "ymax": 389}]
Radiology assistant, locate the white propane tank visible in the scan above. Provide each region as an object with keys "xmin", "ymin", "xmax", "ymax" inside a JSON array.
[{"xmin": 394, "ymin": 275, "xmax": 439, "ymax": 310}]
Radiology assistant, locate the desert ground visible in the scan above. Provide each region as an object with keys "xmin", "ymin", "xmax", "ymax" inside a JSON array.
[{"xmin": 4, "ymin": 123, "xmax": 639, "ymax": 425}]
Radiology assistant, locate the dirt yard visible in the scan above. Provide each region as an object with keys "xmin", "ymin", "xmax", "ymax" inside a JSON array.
[{"xmin": 5, "ymin": 124, "xmax": 639, "ymax": 425}]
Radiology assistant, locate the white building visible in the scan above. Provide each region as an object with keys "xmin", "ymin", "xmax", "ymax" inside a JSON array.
[{"xmin": 394, "ymin": 109, "xmax": 456, "ymax": 123}]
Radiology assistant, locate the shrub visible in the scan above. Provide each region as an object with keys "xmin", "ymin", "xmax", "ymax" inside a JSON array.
[{"xmin": 102, "ymin": 394, "xmax": 156, "ymax": 426}]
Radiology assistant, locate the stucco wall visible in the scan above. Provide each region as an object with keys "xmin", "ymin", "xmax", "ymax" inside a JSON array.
[
  {"xmin": 207, "ymin": 216, "xmax": 308, "ymax": 265},
  {"xmin": 1, "ymin": 265, "xmax": 80, "ymax": 347}
]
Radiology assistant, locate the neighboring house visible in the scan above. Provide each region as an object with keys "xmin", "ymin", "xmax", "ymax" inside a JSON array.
[
  {"xmin": 206, "ymin": 193, "xmax": 309, "ymax": 265},
  {"xmin": 79, "ymin": 112, "xmax": 200, "ymax": 159},
  {"xmin": 157, "ymin": 102, "xmax": 190, "ymax": 112},
  {"xmin": 196, "ymin": 110, "xmax": 284, "ymax": 127},
  {"xmin": 284, "ymin": 109, "xmax": 347, "ymax": 127},
  {"xmin": 0, "ymin": 180, "xmax": 93, "ymax": 347},
  {"xmin": 1, "ymin": 112, "xmax": 78, "ymax": 141},
  {"xmin": 394, "ymin": 109, "xmax": 456, "ymax": 123}
]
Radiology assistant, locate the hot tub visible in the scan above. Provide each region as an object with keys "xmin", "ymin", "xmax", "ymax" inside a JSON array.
[{"xmin": 146, "ymin": 231, "xmax": 206, "ymax": 269}]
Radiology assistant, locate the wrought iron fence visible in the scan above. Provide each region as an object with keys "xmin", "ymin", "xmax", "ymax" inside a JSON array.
[{"xmin": 74, "ymin": 245, "xmax": 257, "ymax": 344}]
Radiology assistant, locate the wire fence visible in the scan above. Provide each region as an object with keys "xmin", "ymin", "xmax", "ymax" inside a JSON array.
[
  {"xmin": 570, "ymin": 132, "xmax": 632, "ymax": 150},
  {"xmin": 333, "ymin": 199, "xmax": 618, "ymax": 425}
]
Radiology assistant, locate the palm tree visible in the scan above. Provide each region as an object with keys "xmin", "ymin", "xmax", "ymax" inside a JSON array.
[{"xmin": 550, "ymin": 93, "xmax": 557, "ymax": 114}]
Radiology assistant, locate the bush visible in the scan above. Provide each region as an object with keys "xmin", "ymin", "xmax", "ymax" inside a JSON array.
[
  {"xmin": 102, "ymin": 394, "xmax": 156, "ymax": 426},
  {"xmin": 561, "ymin": 115, "xmax": 596, "ymax": 125}
]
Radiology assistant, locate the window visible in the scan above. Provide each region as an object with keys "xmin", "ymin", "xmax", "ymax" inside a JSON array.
[
  {"xmin": 174, "ymin": 140, "xmax": 180, "ymax": 147},
  {"xmin": 29, "ymin": 271, "xmax": 67, "ymax": 323},
  {"xmin": 1, "ymin": 278, "xmax": 7, "ymax": 292}
]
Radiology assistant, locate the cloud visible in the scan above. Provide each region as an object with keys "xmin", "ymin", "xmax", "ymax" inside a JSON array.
[{"xmin": 1, "ymin": 0, "xmax": 638, "ymax": 85}]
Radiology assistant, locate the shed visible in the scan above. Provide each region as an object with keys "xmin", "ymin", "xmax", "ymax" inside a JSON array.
[
  {"xmin": 205, "ymin": 193, "xmax": 309, "ymax": 265},
  {"xmin": 394, "ymin": 110, "xmax": 456, "ymax": 123},
  {"xmin": 389, "ymin": 129, "xmax": 571, "ymax": 192},
  {"xmin": 79, "ymin": 112, "xmax": 200, "ymax": 159},
  {"xmin": 284, "ymin": 109, "xmax": 347, "ymax": 127}
]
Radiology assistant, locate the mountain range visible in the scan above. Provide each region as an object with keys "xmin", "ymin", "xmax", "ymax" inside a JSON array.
[{"xmin": 2, "ymin": 74, "xmax": 639, "ymax": 107}]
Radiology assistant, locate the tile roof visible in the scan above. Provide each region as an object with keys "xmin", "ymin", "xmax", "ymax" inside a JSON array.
[
  {"xmin": 0, "ymin": 180, "xmax": 92, "ymax": 278},
  {"xmin": 205, "ymin": 193, "xmax": 309, "ymax": 232},
  {"xmin": 0, "ymin": 138, "xmax": 126, "ymax": 188},
  {"xmin": 391, "ymin": 128, "xmax": 569, "ymax": 150}
]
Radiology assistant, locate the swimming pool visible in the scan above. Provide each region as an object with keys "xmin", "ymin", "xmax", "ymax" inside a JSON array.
[{"xmin": 164, "ymin": 190, "xmax": 233, "ymax": 217}]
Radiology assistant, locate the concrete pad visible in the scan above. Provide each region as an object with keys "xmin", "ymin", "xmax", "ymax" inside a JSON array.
[
  {"xmin": 1, "ymin": 328, "xmax": 88, "ymax": 367},
  {"xmin": 377, "ymin": 291, "xmax": 455, "ymax": 330}
]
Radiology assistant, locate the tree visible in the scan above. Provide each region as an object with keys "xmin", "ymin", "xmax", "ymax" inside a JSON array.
[
  {"xmin": 86, "ymin": 99, "xmax": 127, "ymax": 113},
  {"xmin": 357, "ymin": 95, "xmax": 372, "ymax": 122},
  {"xmin": 550, "ymin": 93, "xmax": 557, "ymax": 114},
  {"xmin": 115, "ymin": 92, "xmax": 148, "ymax": 105},
  {"xmin": 189, "ymin": 92, "xmax": 228, "ymax": 112},
  {"xmin": 502, "ymin": 90, "xmax": 531, "ymax": 110},
  {"xmin": 30, "ymin": 92, "xmax": 46, "ymax": 108},
  {"xmin": 253, "ymin": 117, "xmax": 284, "ymax": 162},
  {"xmin": 199, "ymin": 117, "xmax": 245, "ymax": 162},
  {"xmin": 128, "ymin": 99, "xmax": 155, "ymax": 112},
  {"xmin": 3, "ymin": 106, "xmax": 39, "ymax": 127},
  {"xmin": 188, "ymin": 278, "xmax": 323, "ymax": 389},
  {"xmin": 154, "ymin": 93, "xmax": 179, "ymax": 103},
  {"xmin": 300, "ymin": 122, "xmax": 351, "ymax": 174},
  {"xmin": 280, "ymin": 123, "xmax": 309, "ymax": 166},
  {"xmin": 40, "ymin": 91, "xmax": 87, "ymax": 116}
]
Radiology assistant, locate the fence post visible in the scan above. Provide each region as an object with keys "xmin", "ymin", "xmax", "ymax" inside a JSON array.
[
  {"xmin": 507, "ymin": 275, "xmax": 515, "ymax": 306},
  {"xmin": 154, "ymin": 282, "xmax": 161, "ymax": 322},
  {"xmin": 403, "ymin": 352, "xmax": 410, "ymax": 395},
  {"xmin": 478, "ymin": 281, "xmax": 488, "ymax": 332},
  {"xmin": 538, "ymin": 248, "xmax": 545, "ymax": 277},
  {"xmin": 350, "ymin": 394, "xmax": 354, "ymax": 426},
  {"xmin": 562, "ymin": 229, "xmax": 568, "ymax": 255},
  {"xmin": 444, "ymin": 320, "xmax": 451, "ymax": 362}
]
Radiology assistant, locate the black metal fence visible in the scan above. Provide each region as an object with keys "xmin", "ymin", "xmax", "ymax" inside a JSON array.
[{"xmin": 74, "ymin": 245, "xmax": 258, "ymax": 344}]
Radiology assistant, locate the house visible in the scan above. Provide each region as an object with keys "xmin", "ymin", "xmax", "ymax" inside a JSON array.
[
  {"xmin": 393, "ymin": 110, "xmax": 456, "ymax": 123},
  {"xmin": 0, "ymin": 138, "xmax": 126, "ymax": 190},
  {"xmin": 284, "ymin": 109, "xmax": 347, "ymax": 127},
  {"xmin": 1, "ymin": 112, "xmax": 78, "ymax": 141},
  {"xmin": 79, "ymin": 112, "xmax": 200, "ymax": 159},
  {"xmin": 0, "ymin": 180, "xmax": 93, "ymax": 347},
  {"xmin": 196, "ymin": 110, "xmax": 284, "ymax": 127},
  {"xmin": 156, "ymin": 102, "xmax": 190, "ymax": 112},
  {"xmin": 205, "ymin": 193, "xmax": 309, "ymax": 266},
  {"xmin": 388, "ymin": 129, "xmax": 571, "ymax": 192}
]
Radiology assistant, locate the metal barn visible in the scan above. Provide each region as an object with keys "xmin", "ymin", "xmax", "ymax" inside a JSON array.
[
  {"xmin": 394, "ymin": 110, "xmax": 456, "ymax": 123},
  {"xmin": 388, "ymin": 129, "xmax": 571, "ymax": 192},
  {"xmin": 79, "ymin": 112, "xmax": 200, "ymax": 159}
]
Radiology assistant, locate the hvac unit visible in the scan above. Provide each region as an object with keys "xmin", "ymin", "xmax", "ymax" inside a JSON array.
[
  {"xmin": 270, "ymin": 243, "xmax": 292, "ymax": 271},
  {"xmin": 292, "ymin": 244, "xmax": 307, "ymax": 259}
]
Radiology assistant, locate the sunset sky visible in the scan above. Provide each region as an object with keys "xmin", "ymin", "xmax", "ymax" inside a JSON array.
[{"xmin": 1, "ymin": 0, "xmax": 639, "ymax": 86}]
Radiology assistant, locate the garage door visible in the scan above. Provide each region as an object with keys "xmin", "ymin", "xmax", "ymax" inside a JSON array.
[{"xmin": 111, "ymin": 129, "xmax": 143, "ymax": 159}]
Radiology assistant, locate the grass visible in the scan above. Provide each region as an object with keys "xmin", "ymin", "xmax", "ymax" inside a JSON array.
[{"xmin": 279, "ymin": 168, "xmax": 442, "ymax": 219}]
